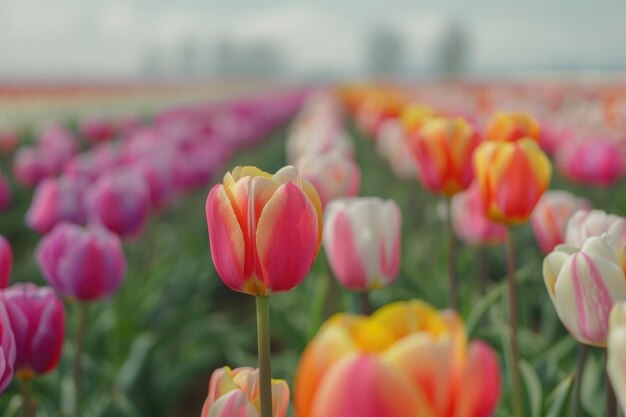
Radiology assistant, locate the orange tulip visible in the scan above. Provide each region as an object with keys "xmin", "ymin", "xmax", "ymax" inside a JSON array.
[
  {"xmin": 294, "ymin": 300, "xmax": 500, "ymax": 417},
  {"xmin": 473, "ymin": 138, "xmax": 552, "ymax": 224},
  {"xmin": 407, "ymin": 117, "xmax": 481, "ymax": 196},
  {"xmin": 485, "ymin": 112, "xmax": 540, "ymax": 143},
  {"xmin": 205, "ymin": 166, "xmax": 322, "ymax": 295}
]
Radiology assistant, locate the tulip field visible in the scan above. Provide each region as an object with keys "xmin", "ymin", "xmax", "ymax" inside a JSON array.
[{"xmin": 0, "ymin": 80, "xmax": 625, "ymax": 417}]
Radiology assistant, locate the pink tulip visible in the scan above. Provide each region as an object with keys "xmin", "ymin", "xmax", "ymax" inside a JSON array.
[
  {"xmin": 201, "ymin": 367, "xmax": 290, "ymax": 417},
  {"xmin": 3, "ymin": 283, "xmax": 65, "ymax": 378},
  {"xmin": 206, "ymin": 165, "xmax": 322, "ymax": 295},
  {"xmin": 79, "ymin": 117, "xmax": 116, "ymax": 143},
  {"xmin": 556, "ymin": 137, "xmax": 623, "ymax": 186},
  {"xmin": 531, "ymin": 191, "xmax": 591, "ymax": 254},
  {"xmin": 375, "ymin": 119, "xmax": 418, "ymax": 180},
  {"xmin": 323, "ymin": 197, "xmax": 401, "ymax": 291},
  {"xmin": 451, "ymin": 183, "xmax": 507, "ymax": 246},
  {"xmin": 36, "ymin": 222, "xmax": 127, "ymax": 301},
  {"xmin": 0, "ymin": 171, "xmax": 11, "ymax": 210},
  {"xmin": 132, "ymin": 158, "xmax": 175, "ymax": 211},
  {"xmin": 0, "ymin": 129, "xmax": 18, "ymax": 154},
  {"xmin": 13, "ymin": 147, "xmax": 55, "ymax": 186},
  {"xmin": 296, "ymin": 152, "xmax": 361, "ymax": 208},
  {"xmin": 0, "ymin": 298, "xmax": 16, "ymax": 393},
  {"xmin": 0, "ymin": 235, "xmax": 12, "ymax": 289},
  {"xmin": 64, "ymin": 144, "xmax": 124, "ymax": 183},
  {"xmin": 85, "ymin": 170, "xmax": 150, "ymax": 238},
  {"xmin": 26, "ymin": 176, "xmax": 88, "ymax": 233}
]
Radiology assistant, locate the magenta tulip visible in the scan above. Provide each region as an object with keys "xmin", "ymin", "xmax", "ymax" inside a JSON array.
[
  {"xmin": 0, "ymin": 236, "xmax": 12, "ymax": 289},
  {"xmin": 79, "ymin": 117, "xmax": 116, "ymax": 143},
  {"xmin": 556, "ymin": 137, "xmax": 623, "ymax": 186},
  {"xmin": 26, "ymin": 176, "xmax": 88, "ymax": 233},
  {"xmin": 85, "ymin": 170, "xmax": 150, "ymax": 238},
  {"xmin": 3, "ymin": 283, "xmax": 65, "ymax": 378},
  {"xmin": 36, "ymin": 222, "xmax": 127, "ymax": 301},
  {"xmin": 0, "ymin": 298, "xmax": 15, "ymax": 393}
]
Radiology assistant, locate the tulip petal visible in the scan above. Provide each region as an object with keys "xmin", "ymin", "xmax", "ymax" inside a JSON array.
[
  {"xmin": 456, "ymin": 341, "xmax": 501, "ymax": 417},
  {"xmin": 256, "ymin": 182, "xmax": 318, "ymax": 292},
  {"xmin": 206, "ymin": 185, "xmax": 246, "ymax": 292},
  {"xmin": 205, "ymin": 389, "xmax": 260, "ymax": 417}
]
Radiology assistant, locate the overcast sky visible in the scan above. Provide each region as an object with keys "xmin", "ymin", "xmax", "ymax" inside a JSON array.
[{"xmin": 1, "ymin": 0, "xmax": 625, "ymax": 79}]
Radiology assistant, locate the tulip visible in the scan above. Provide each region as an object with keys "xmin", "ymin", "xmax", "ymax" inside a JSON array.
[
  {"xmin": 531, "ymin": 191, "xmax": 591, "ymax": 254},
  {"xmin": 132, "ymin": 158, "xmax": 175, "ymax": 211},
  {"xmin": 473, "ymin": 137, "xmax": 552, "ymax": 224},
  {"xmin": 79, "ymin": 117, "xmax": 116, "ymax": 143},
  {"xmin": 0, "ymin": 298, "xmax": 16, "ymax": 393},
  {"xmin": 543, "ymin": 234, "xmax": 626, "ymax": 346},
  {"xmin": 565, "ymin": 209, "xmax": 626, "ymax": 250},
  {"xmin": 400, "ymin": 103, "xmax": 437, "ymax": 135},
  {"xmin": 296, "ymin": 152, "xmax": 361, "ymax": 208},
  {"xmin": 13, "ymin": 147, "xmax": 55, "ymax": 187},
  {"xmin": 201, "ymin": 367, "xmax": 290, "ymax": 417},
  {"xmin": 85, "ymin": 170, "xmax": 150, "ymax": 238},
  {"xmin": 486, "ymin": 112, "xmax": 540, "ymax": 142},
  {"xmin": 323, "ymin": 197, "xmax": 400, "ymax": 291},
  {"xmin": 295, "ymin": 300, "xmax": 500, "ymax": 417},
  {"xmin": 26, "ymin": 176, "xmax": 88, "ymax": 234},
  {"xmin": 205, "ymin": 165, "xmax": 322, "ymax": 296},
  {"xmin": 355, "ymin": 91, "xmax": 405, "ymax": 137},
  {"xmin": 451, "ymin": 182, "xmax": 507, "ymax": 246},
  {"xmin": 0, "ymin": 171, "xmax": 10, "ymax": 211},
  {"xmin": 407, "ymin": 117, "xmax": 481, "ymax": 196},
  {"xmin": 286, "ymin": 123, "xmax": 354, "ymax": 164},
  {"xmin": 556, "ymin": 137, "xmax": 623, "ymax": 186},
  {"xmin": 375, "ymin": 119, "xmax": 418, "ymax": 179},
  {"xmin": 0, "ymin": 235, "xmax": 12, "ymax": 289},
  {"xmin": 608, "ymin": 301, "xmax": 626, "ymax": 416},
  {"xmin": 3, "ymin": 283, "xmax": 65, "ymax": 378},
  {"xmin": 0, "ymin": 129, "xmax": 18, "ymax": 154},
  {"xmin": 36, "ymin": 222, "xmax": 127, "ymax": 301}
]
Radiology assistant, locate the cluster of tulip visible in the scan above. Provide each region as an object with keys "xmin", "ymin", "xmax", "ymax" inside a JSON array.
[{"xmin": 0, "ymin": 89, "xmax": 307, "ymax": 415}]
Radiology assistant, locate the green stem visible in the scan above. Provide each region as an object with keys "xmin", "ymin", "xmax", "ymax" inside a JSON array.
[
  {"xmin": 447, "ymin": 198, "xmax": 458, "ymax": 310},
  {"xmin": 505, "ymin": 228, "xmax": 523, "ymax": 417},
  {"xmin": 19, "ymin": 377, "xmax": 36, "ymax": 417},
  {"xmin": 74, "ymin": 303, "xmax": 88, "ymax": 417},
  {"xmin": 571, "ymin": 344, "xmax": 587, "ymax": 417},
  {"xmin": 256, "ymin": 296, "xmax": 272, "ymax": 417},
  {"xmin": 360, "ymin": 291, "xmax": 371, "ymax": 315},
  {"xmin": 607, "ymin": 351, "xmax": 618, "ymax": 417}
]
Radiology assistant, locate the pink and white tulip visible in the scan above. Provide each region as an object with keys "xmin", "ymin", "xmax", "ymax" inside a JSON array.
[
  {"xmin": 451, "ymin": 182, "xmax": 507, "ymax": 246},
  {"xmin": 543, "ymin": 234, "xmax": 626, "ymax": 346},
  {"xmin": 375, "ymin": 119, "xmax": 418, "ymax": 180},
  {"xmin": 323, "ymin": 197, "xmax": 401, "ymax": 291},
  {"xmin": 296, "ymin": 151, "xmax": 361, "ymax": 207},
  {"xmin": 0, "ymin": 298, "xmax": 16, "ymax": 393},
  {"xmin": 565, "ymin": 209, "xmax": 626, "ymax": 250},
  {"xmin": 531, "ymin": 191, "xmax": 591, "ymax": 254},
  {"xmin": 26, "ymin": 176, "xmax": 88, "ymax": 233},
  {"xmin": 201, "ymin": 367, "xmax": 290, "ymax": 417}
]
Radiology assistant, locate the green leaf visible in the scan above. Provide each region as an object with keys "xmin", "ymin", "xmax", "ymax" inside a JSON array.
[
  {"xmin": 520, "ymin": 360, "xmax": 543, "ymax": 417},
  {"xmin": 545, "ymin": 376, "xmax": 573, "ymax": 417}
]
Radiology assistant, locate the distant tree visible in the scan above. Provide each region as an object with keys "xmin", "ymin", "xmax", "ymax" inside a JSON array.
[
  {"xmin": 436, "ymin": 19, "xmax": 469, "ymax": 76},
  {"xmin": 366, "ymin": 27, "xmax": 405, "ymax": 76}
]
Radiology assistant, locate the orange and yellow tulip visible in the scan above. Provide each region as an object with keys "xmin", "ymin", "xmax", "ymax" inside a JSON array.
[
  {"xmin": 294, "ymin": 300, "xmax": 500, "ymax": 417},
  {"xmin": 407, "ymin": 117, "xmax": 481, "ymax": 196},
  {"xmin": 473, "ymin": 138, "xmax": 552, "ymax": 224},
  {"xmin": 485, "ymin": 112, "xmax": 540, "ymax": 143},
  {"xmin": 205, "ymin": 166, "xmax": 322, "ymax": 295}
]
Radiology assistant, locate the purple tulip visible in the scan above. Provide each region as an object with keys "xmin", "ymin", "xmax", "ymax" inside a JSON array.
[
  {"xmin": 13, "ymin": 147, "xmax": 55, "ymax": 187},
  {"xmin": 85, "ymin": 170, "xmax": 150, "ymax": 238},
  {"xmin": 36, "ymin": 222, "xmax": 127, "ymax": 301},
  {"xmin": 3, "ymin": 283, "xmax": 65, "ymax": 378},
  {"xmin": 26, "ymin": 176, "xmax": 88, "ymax": 233},
  {"xmin": 0, "ymin": 298, "xmax": 16, "ymax": 393},
  {"xmin": 0, "ymin": 236, "xmax": 12, "ymax": 289}
]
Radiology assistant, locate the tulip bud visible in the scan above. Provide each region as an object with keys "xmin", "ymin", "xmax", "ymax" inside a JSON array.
[
  {"xmin": 0, "ymin": 235, "xmax": 12, "ymax": 289},
  {"xmin": 0, "ymin": 298, "xmax": 15, "ymax": 393},
  {"xmin": 531, "ymin": 191, "xmax": 591, "ymax": 254},
  {"xmin": 473, "ymin": 138, "xmax": 552, "ymax": 224},
  {"xmin": 543, "ymin": 234, "xmax": 626, "ymax": 346},
  {"xmin": 296, "ymin": 151, "xmax": 361, "ymax": 208},
  {"xmin": 201, "ymin": 367, "xmax": 289, "ymax": 417},
  {"xmin": 323, "ymin": 198, "xmax": 401, "ymax": 291},
  {"xmin": 3, "ymin": 283, "xmax": 65, "ymax": 378},
  {"xmin": 85, "ymin": 170, "xmax": 151, "ymax": 238},
  {"xmin": 486, "ymin": 112, "xmax": 540, "ymax": 142},
  {"xmin": 608, "ymin": 301, "xmax": 626, "ymax": 415},
  {"xmin": 451, "ymin": 183, "xmax": 506, "ymax": 246},
  {"xmin": 26, "ymin": 176, "xmax": 88, "ymax": 234},
  {"xmin": 206, "ymin": 166, "xmax": 322, "ymax": 295},
  {"xmin": 407, "ymin": 117, "xmax": 481, "ymax": 196},
  {"xmin": 37, "ymin": 222, "xmax": 127, "ymax": 301}
]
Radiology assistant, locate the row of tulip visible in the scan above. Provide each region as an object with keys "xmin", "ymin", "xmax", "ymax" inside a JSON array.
[
  {"xmin": 200, "ymin": 84, "xmax": 626, "ymax": 417},
  {"xmin": 0, "ymin": 89, "xmax": 308, "ymax": 416}
]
